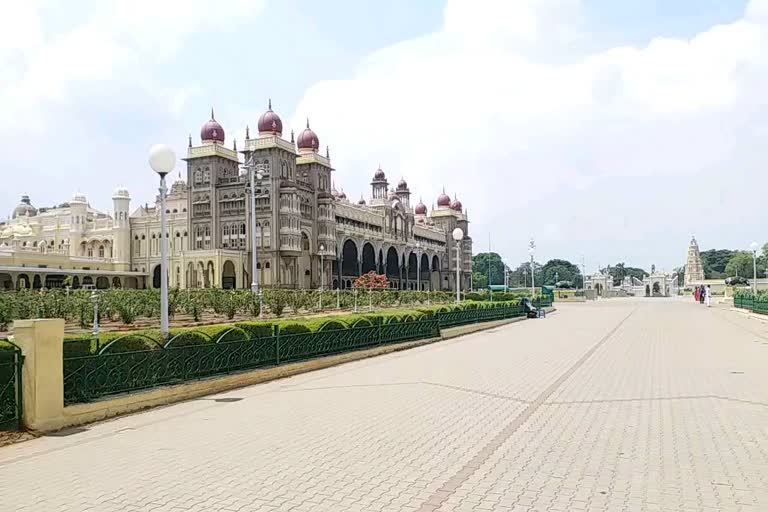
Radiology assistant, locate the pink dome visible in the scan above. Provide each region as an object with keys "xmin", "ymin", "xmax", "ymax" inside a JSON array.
[
  {"xmin": 414, "ymin": 201, "xmax": 427, "ymax": 215},
  {"xmin": 450, "ymin": 198, "xmax": 463, "ymax": 211},
  {"xmin": 200, "ymin": 109, "xmax": 225, "ymax": 143},
  {"xmin": 297, "ymin": 120, "xmax": 319, "ymax": 151},
  {"xmin": 437, "ymin": 190, "xmax": 451, "ymax": 207},
  {"xmin": 257, "ymin": 99, "xmax": 283, "ymax": 135},
  {"xmin": 397, "ymin": 178, "xmax": 408, "ymax": 191}
]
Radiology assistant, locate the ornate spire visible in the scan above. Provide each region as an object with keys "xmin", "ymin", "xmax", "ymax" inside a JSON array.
[
  {"xmin": 188, "ymin": 134, "xmax": 192, "ymax": 148},
  {"xmin": 326, "ymin": 145, "xmax": 329, "ymax": 158},
  {"xmin": 306, "ymin": 118, "xmax": 310, "ymax": 128},
  {"xmin": 210, "ymin": 107, "xmax": 215, "ymax": 120},
  {"xmin": 233, "ymin": 138, "xmax": 237, "ymax": 151},
  {"xmin": 290, "ymin": 129, "xmax": 295, "ymax": 143},
  {"xmin": 268, "ymin": 98, "xmax": 272, "ymax": 110},
  {"xmin": 245, "ymin": 125, "xmax": 250, "ymax": 140}
]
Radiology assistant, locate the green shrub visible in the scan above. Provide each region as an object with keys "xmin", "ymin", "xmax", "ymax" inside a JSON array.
[
  {"xmin": 317, "ymin": 320, "xmax": 347, "ymax": 332},
  {"xmin": 165, "ymin": 330, "xmax": 211, "ymax": 348},
  {"xmin": 235, "ymin": 321, "xmax": 274, "ymax": 340},
  {"xmin": 100, "ymin": 334, "xmax": 162, "ymax": 353},
  {"xmin": 63, "ymin": 337, "xmax": 94, "ymax": 357},
  {"xmin": 279, "ymin": 323, "xmax": 311, "ymax": 335}
]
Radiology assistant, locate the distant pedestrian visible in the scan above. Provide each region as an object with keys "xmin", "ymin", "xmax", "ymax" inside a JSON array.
[
  {"xmin": 699, "ymin": 285, "xmax": 706, "ymax": 304},
  {"xmin": 705, "ymin": 285, "xmax": 712, "ymax": 307},
  {"xmin": 694, "ymin": 287, "xmax": 700, "ymax": 302}
]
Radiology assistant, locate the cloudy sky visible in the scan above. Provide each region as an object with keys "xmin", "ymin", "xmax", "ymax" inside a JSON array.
[{"xmin": 2, "ymin": 0, "xmax": 765, "ymax": 273}]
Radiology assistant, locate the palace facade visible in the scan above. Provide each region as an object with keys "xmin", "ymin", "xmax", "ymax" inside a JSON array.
[{"xmin": 0, "ymin": 102, "xmax": 472, "ymax": 291}]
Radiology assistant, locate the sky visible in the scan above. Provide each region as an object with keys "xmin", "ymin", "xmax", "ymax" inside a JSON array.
[{"xmin": 1, "ymin": 0, "xmax": 764, "ymax": 273}]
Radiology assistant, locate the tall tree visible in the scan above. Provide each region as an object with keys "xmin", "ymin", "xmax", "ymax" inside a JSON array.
[
  {"xmin": 600, "ymin": 263, "xmax": 647, "ymax": 286},
  {"xmin": 539, "ymin": 259, "xmax": 582, "ymax": 287},
  {"xmin": 725, "ymin": 251, "xmax": 753, "ymax": 278},
  {"xmin": 472, "ymin": 252, "xmax": 506, "ymax": 287},
  {"xmin": 700, "ymin": 249, "xmax": 736, "ymax": 278}
]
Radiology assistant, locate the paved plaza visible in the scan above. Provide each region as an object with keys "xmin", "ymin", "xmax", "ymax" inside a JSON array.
[{"xmin": 1, "ymin": 298, "xmax": 768, "ymax": 511}]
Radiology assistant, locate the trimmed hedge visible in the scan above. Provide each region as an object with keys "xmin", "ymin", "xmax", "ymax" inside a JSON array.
[{"xmin": 63, "ymin": 300, "xmax": 524, "ymax": 354}]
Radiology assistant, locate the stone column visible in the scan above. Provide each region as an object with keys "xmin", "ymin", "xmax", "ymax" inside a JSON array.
[{"xmin": 13, "ymin": 319, "xmax": 65, "ymax": 431}]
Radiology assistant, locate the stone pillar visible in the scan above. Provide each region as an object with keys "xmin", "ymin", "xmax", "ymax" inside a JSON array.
[{"xmin": 13, "ymin": 319, "xmax": 65, "ymax": 431}]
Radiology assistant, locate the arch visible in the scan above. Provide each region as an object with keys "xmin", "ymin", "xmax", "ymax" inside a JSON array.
[
  {"xmin": 187, "ymin": 262, "xmax": 196, "ymax": 289},
  {"xmin": 222, "ymin": 260, "xmax": 236, "ymax": 289},
  {"xmin": 82, "ymin": 276, "xmax": 93, "ymax": 288},
  {"xmin": 32, "ymin": 275, "xmax": 42, "ymax": 289},
  {"xmin": 378, "ymin": 249, "xmax": 385, "ymax": 274},
  {"xmin": 652, "ymin": 282, "xmax": 661, "ymax": 296},
  {"xmin": 17, "ymin": 274, "xmax": 30, "ymax": 290},
  {"xmin": 431, "ymin": 255, "xmax": 440, "ymax": 272},
  {"xmin": 112, "ymin": 277, "xmax": 122, "ymax": 288},
  {"xmin": 152, "ymin": 265, "xmax": 161, "ymax": 289},
  {"xmin": 645, "ymin": 284, "xmax": 650, "ymax": 297},
  {"xmin": 386, "ymin": 247, "xmax": 400, "ymax": 279},
  {"xmin": 72, "ymin": 276, "xmax": 80, "ymax": 289},
  {"xmin": 361, "ymin": 242, "xmax": 376, "ymax": 274},
  {"xmin": 341, "ymin": 239, "xmax": 359, "ymax": 277},
  {"xmin": 407, "ymin": 252, "xmax": 418, "ymax": 280},
  {"xmin": 206, "ymin": 261, "xmax": 215, "ymax": 288},
  {"xmin": 96, "ymin": 276, "xmax": 110, "ymax": 289},
  {"xmin": 420, "ymin": 253, "xmax": 429, "ymax": 275},
  {"xmin": 595, "ymin": 283, "xmax": 603, "ymax": 296}
]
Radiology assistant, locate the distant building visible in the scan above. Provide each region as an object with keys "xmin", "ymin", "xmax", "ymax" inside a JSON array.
[
  {"xmin": 684, "ymin": 236, "xmax": 705, "ymax": 285},
  {"xmin": 0, "ymin": 102, "xmax": 473, "ymax": 291}
]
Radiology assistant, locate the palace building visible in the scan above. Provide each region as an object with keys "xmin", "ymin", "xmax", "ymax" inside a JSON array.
[{"xmin": 0, "ymin": 102, "xmax": 473, "ymax": 291}]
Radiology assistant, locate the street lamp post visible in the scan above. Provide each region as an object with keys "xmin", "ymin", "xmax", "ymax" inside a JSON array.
[
  {"xmin": 528, "ymin": 238, "xmax": 536, "ymax": 298},
  {"xmin": 751, "ymin": 241, "xmax": 759, "ymax": 294},
  {"xmin": 149, "ymin": 144, "xmax": 176, "ymax": 338},
  {"xmin": 319, "ymin": 243, "xmax": 325, "ymax": 310},
  {"xmin": 241, "ymin": 156, "xmax": 266, "ymax": 315},
  {"xmin": 452, "ymin": 228, "xmax": 464, "ymax": 304},
  {"xmin": 416, "ymin": 241, "xmax": 421, "ymax": 291}
]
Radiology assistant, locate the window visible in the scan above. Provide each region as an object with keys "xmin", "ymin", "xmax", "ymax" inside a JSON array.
[
  {"xmin": 98, "ymin": 245, "xmax": 104, "ymax": 258},
  {"xmin": 262, "ymin": 221, "xmax": 270, "ymax": 248}
]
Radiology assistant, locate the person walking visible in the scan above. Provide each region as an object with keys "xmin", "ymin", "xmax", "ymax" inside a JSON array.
[
  {"xmin": 694, "ymin": 286, "xmax": 700, "ymax": 303},
  {"xmin": 705, "ymin": 284, "xmax": 712, "ymax": 307},
  {"xmin": 699, "ymin": 285, "xmax": 706, "ymax": 304}
]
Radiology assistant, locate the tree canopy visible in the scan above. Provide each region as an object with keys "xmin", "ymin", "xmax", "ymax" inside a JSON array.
[
  {"xmin": 472, "ymin": 252, "xmax": 506, "ymax": 287},
  {"xmin": 540, "ymin": 259, "xmax": 582, "ymax": 287},
  {"xmin": 600, "ymin": 263, "xmax": 647, "ymax": 286},
  {"xmin": 700, "ymin": 249, "xmax": 736, "ymax": 278}
]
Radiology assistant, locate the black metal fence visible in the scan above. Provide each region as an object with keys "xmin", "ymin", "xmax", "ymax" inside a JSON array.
[
  {"xmin": 0, "ymin": 341, "xmax": 23, "ymax": 430},
  {"xmin": 63, "ymin": 302, "xmax": 551, "ymax": 405}
]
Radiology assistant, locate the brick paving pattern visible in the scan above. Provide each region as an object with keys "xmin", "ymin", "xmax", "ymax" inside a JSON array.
[{"xmin": 1, "ymin": 298, "xmax": 767, "ymax": 511}]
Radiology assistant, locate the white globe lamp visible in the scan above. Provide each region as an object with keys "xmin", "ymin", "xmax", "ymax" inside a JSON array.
[{"xmin": 149, "ymin": 144, "xmax": 176, "ymax": 177}]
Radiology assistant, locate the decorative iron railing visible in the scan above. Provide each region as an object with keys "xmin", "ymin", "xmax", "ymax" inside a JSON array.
[
  {"xmin": 62, "ymin": 301, "xmax": 551, "ymax": 405},
  {"xmin": 734, "ymin": 295, "xmax": 768, "ymax": 314},
  {"xmin": 437, "ymin": 305, "xmax": 525, "ymax": 328},
  {"xmin": 0, "ymin": 340, "xmax": 23, "ymax": 430},
  {"xmin": 63, "ymin": 318, "xmax": 439, "ymax": 405}
]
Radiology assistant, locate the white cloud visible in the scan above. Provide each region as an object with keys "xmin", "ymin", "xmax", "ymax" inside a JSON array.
[{"xmin": 291, "ymin": 0, "xmax": 768, "ymax": 269}]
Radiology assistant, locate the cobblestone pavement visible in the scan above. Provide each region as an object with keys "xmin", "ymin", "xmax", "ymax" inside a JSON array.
[{"xmin": 1, "ymin": 298, "xmax": 767, "ymax": 511}]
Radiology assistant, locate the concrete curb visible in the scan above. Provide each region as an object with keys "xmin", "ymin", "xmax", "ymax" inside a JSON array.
[{"xmin": 41, "ymin": 309, "xmax": 556, "ymax": 432}]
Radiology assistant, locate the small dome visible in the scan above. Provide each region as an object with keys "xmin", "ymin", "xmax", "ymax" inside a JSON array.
[
  {"xmin": 12, "ymin": 195, "xmax": 37, "ymax": 219},
  {"xmin": 358, "ymin": 196, "xmax": 366, "ymax": 206},
  {"xmin": 450, "ymin": 197, "xmax": 463, "ymax": 211},
  {"xmin": 200, "ymin": 108, "xmax": 225, "ymax": 143},
  {"xmin": 338, "ymin": 189, "xmax": 347, "ymax": 200},
  {"xmin": 388, "ymin": 188, "xmax": 397, "ymax": 200},
  {"xmin": 113, "ymin": 187, "xmax": 130, "ymax": 199},
  {"xmin": 257, "ymin": 99, "xmax": 283, "ymax": 135},
  {"xmin": 297, "ymin": 120, "xmax": 319, "ymax": 151},
  {"xmin": 437, "ymin": 189, "xmax": 451, "ymax": 207},
  {"xmin": 414, "ymin": 200, "xmax": 427, "ymax": 215},
  {"xmin": 71, "ymin": 192, "xmax": 87, "ymax": 204},
  {"xmin": 397, "ymin": 178, "xmax": 408, "ymax": 191},
  {"xmin": 373, "ymin": 166, "xmax": 386, "ymax": 181}
]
